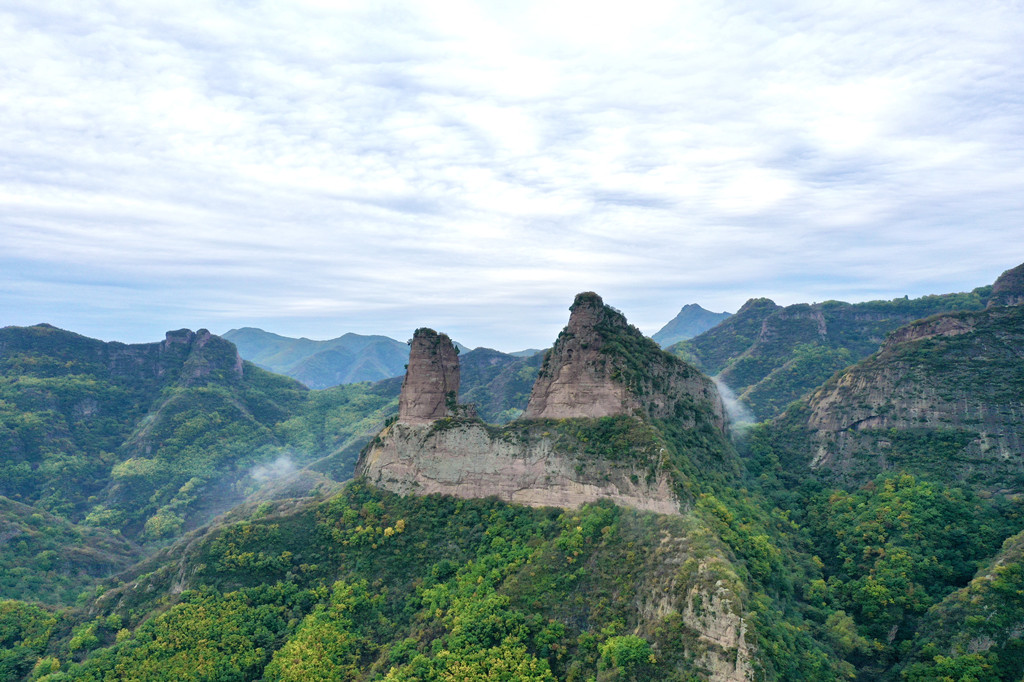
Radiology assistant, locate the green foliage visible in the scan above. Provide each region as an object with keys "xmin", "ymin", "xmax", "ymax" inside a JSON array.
[
  {"xmin": 599, "ymin": 635, "xmax": 656, "ymax": 681},
  {"xmin": 0, "ymin": 601, "xmax": 59, "ymax": 680},
  {"xmin": 685, "ymin": 288, "xmax": 989, "ymax": 420}
]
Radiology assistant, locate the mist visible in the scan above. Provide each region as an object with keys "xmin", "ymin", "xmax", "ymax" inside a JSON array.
[
  {"xmin": 712, "ymin": 377, "xmax": 756, "ymax": 428},
  {"xmin": 250, "ymin": 455, "xmax": 298, "ymax": 483}
]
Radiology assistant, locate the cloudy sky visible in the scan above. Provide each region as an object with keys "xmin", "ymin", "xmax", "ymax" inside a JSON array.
[{"xmin": 3, "ymin": 0, "xmax": 1022, "ymax": 351}]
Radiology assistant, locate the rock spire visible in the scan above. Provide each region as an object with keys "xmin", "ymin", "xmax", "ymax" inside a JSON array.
[
  {"xmin": 523, "ymin": 292, "xmax": 636, "ymax": 419},
  {"xmin": 397, "ymin": 328, "xmax": 460, "ymax": 424}
]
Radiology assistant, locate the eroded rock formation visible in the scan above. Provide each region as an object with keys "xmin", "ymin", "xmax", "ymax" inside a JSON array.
[
  {"xmin": 359, "ymin": 420, "xmax": 680, "ymax": 514},
  {"xmin": 357, "ymin": 293, "xmax": 735, "ymax": 515},
  {"xmin": 524, "ymin": 292, "xmax": 726, "ymax": 428},
  {"xmin": 524, "ymin": 292, "xmax": 636, "ymax": 419},
  {"xmin": 397, "ymin": 328, "xmax": 460, "ymax": 424}
]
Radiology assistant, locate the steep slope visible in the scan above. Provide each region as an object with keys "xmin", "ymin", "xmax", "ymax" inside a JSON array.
[
  {"xmin": 652, "ymin": 303, "xmax": 732, "ymax": 348},
  {"xmin": 0, "ymin": 495, "xmax": 141, "ymax": 605},
  {"xmin": 17, "ymin": 482, "xmax": 848, "ymax": 682},
  {"xmin": 0, "ymin": 325, "xmax": 364, "ymax": 549},
  {"xmin": 359, "ymin": 293, "xmax": 729, "ymax": 514},
  {"xmin": 900, "ymin": 527, "xmax": 1024, "ymax": 680},
  {"xmin": 678, "ymin": 287, "xmax": 991, "ymax": 420},
  {"xmin": 223, "ymin": 327, "xmax": 409, "ymax": 388},
  {"xmin": 798, "ymin": 302, "xmax": 1024, "ymax": 491}
]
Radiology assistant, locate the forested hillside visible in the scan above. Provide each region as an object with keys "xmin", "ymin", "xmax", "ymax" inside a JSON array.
[
  {"xmin": 675, "ymin": 287, "xmax": 992, "ymax": 420},
  {"xmin": 3, "ymin": 265, "xmax": 1024, "ymax": 680}
]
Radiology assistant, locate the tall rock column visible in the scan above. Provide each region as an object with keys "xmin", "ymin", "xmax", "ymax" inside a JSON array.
[{"xmin": 398, "ymin": 328, "xmax": 460, "ymax": 424}]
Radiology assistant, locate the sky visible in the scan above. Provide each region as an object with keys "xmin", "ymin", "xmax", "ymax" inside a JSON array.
[{"xmin": 3, "ymin": 0, "xmax": 1023, "ymax": 352}]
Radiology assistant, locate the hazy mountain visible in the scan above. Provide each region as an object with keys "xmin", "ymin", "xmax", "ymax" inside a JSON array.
[
  {"xmin": 651, "ymin": 303, "xmax": 732, "ymax": 347},
  {"xmin": 222, "ymin": 327, "xmax": 410, "ymax": 389}
]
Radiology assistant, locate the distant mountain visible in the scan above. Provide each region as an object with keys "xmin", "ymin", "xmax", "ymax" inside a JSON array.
[
  {"xmin": 222, "ymin": 327, "xmax": 409, "ymax": 389},
  {"xmin": 651, "ymin": 303, "xmax": 732, "ymax": 347},
  {"xmin": 509, "ymin": 348, "xmax": 544, "ymax": 357},
  {"xmin": 674, "ymin": 287, "xmax": 992, "ymax": 420}
]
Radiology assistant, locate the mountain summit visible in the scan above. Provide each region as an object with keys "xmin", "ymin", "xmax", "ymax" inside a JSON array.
[{"xmin": 651, "ymin": 302, "xmax": 732, "ymax": 347}]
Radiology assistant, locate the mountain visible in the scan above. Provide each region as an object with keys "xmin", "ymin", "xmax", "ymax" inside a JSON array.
[
  {"xmin": 509, "ymin": 348, "xmax": 544, "ymax": 357},
  {"xmin": 0, "ymin": 325, "xmax": 404, "ymax": 551},
  {"xmin": 776, "ymin": 268, "xmax": 1024, "ymax": 493},
  {"xmin": 7, "ymin": 268, "xmax": 1024, "ymax": 681},
  {"xmin": 359, "ymin": 293, "xmax": 731, "ymax": 513},
  {"xmin": 222, "ymin": 327, "xmax": 410, "ymax": 389},
  {"xmin": 15, "ymin": 293, "xmax": 849, "ymax": 682},
  {"xmin": 651, "ymin": 303, "xmax": 732, "ymax": 348},
  {"xmin": 675, "ymin": 287, "xmax": 992, "ymax": 420}
]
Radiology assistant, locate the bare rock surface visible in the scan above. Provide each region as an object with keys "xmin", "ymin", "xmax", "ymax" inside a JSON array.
[
  {"xmin": 525, "ymin": 292, "xmax": 726, "ymax": 428},
  {"xmin": 397, "ymin": 328, "xmax": 460, "ymax": 424},
  {"xmin": 359, "ymin": 421, "xmax": 680, "ymax": 514},
  {"xmin": 524, "ymin": 292, "xmax": 636, "ymax": 419}
]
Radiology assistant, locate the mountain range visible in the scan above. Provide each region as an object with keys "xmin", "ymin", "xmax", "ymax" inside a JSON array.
[{"xmin": 2, "ymin": 263, "xmax": 1024, "ymax": 680}]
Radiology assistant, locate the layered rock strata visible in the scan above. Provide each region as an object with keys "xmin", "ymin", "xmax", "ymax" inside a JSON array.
[
  {"xmin": 359, "ymin": 420, "xmax": 680, "ymax": 514},
  {"xmin": 357, "ymin": 293, "xmax": 735, "ymax": 514},
  {"xmin": 397, "ymin": 328, "xmax": 460, "ymax": 424}
]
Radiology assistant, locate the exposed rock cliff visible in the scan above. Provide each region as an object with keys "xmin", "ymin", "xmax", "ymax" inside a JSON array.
[
  {"xmin": 397, "ymin": 328, "xmax": 460, "ymax": 424},
  {"xmin": 801, "ymin": 305, "xmax": 1024, "ymax": 490},
  {"xmin": 989, "ymin": 262, "xmax": 1024, "ymax": 308},
  {"xmin": 359, "ymin": 419, "xmax": 680, "ymax": 514},
  {"xmin": 357, "ymin": 293, "xmax": 734, "ymax": 514},
  {"xmin": 524, "ymin": 292, "xmax": 726, "ymax": 428}
]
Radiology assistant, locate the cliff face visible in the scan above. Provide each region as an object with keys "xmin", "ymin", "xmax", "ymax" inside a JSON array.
[
  {"xmin": 525, "ymin": 292, "xmax": 726, "ymax": 428},
  {"xmin": 357, "ymin": 293, "xmax": 732, "ymax": 515},
  {"xmin": 524, "ymin": 293, "xmax": 636, "ymax": 420},
  {"xmin": 801, "ymin": 304, "xmax": 1024, "ymax": 490},
  {"xmin": 397, "ymin": 328, "xmax": 460, "ymax": 424},
  {"xmin": 360, "ymin": 419, "xmax": 680, "ymax": 514}
]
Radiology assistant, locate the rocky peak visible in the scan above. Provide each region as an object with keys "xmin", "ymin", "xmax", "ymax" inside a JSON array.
[
  {"xmin": 397, "ymin": 328, "xmax": 460, "ymax": 424},
  {"xmin": 523, "ymin": 293, "xmax": 636, "ymax": 419},
  {"xmin": 169, "ymin": 329, "xmax": 244, "ymax": 383},
  {"xmin": 989, "ymin": 262, "xmax": 1024, "ymax": 308},
  {"xmin": 524, "ymin": 292, "xmax": 725, "ymax": 428}
]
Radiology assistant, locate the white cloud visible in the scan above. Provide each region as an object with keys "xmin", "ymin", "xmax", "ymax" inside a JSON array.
[{"xmin": 1, "ymin": 0, "xmax": 1022, "ymax": 350}]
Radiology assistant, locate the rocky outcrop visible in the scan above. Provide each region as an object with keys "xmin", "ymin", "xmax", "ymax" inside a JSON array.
[
  {"xmin": 801, "ymin": 305, "xmax": 1024, "ymax": 489},
  {"xmin": 524, "ymin": 293, "xmax": 636, "ymax": 420},
  {"xmin": 524, "ymin": 292, "xmax": 726, "ymax": 428},
  {"xmin": 359, "ymin": 420, "xmax": 680, "ymax": 514},
  {"xmin": 397, "ymin": 328, "xmax": 460, "ymax": 424},
  {"xmin": 356, "ymin": 293, "xmax": 733, "ymax": 514},
  {"xmin": 633, "ymin": 530, "xmax": 753, "ymax": 681},
  {"xmin": 989, "ymin": 262, "xmax": 1024, "ymax": 308}
]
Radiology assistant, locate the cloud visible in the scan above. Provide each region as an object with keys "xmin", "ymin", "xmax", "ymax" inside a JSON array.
[{"xmin": 1, "ymin": 0, "xmax": 1022, "ymax": 350}]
